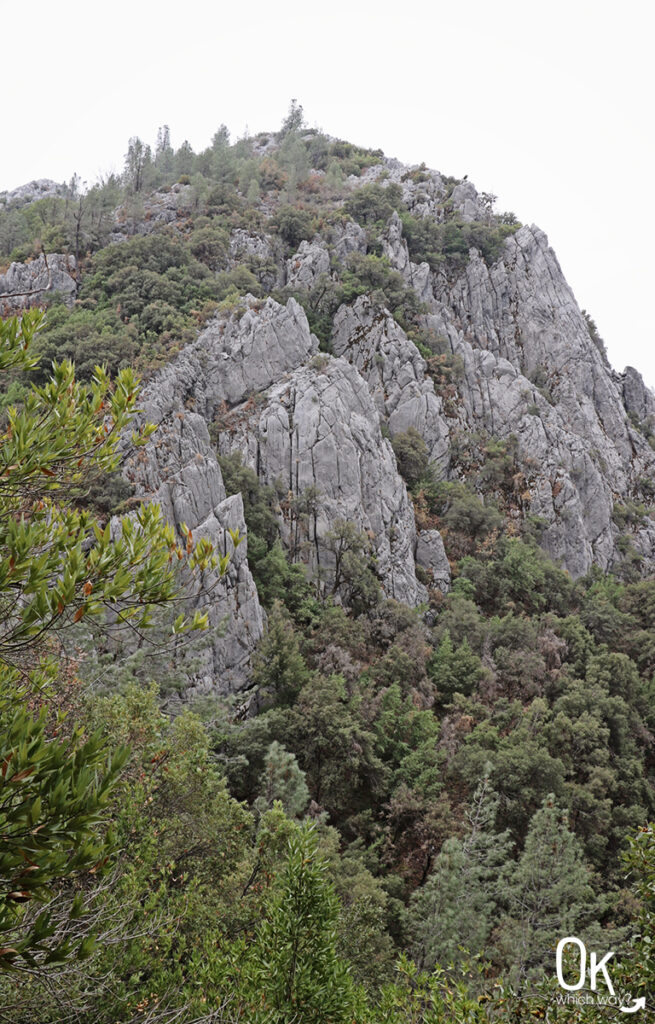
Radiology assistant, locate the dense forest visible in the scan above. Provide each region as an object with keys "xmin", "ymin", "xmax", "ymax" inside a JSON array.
[{"xmin": 1, "ymin": 103, "xmax": 654, "ymax": 1022}]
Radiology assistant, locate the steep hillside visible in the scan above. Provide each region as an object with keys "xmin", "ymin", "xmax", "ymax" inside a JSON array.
[
  {"xmin": 4, "ymin": 120, "xmax": 653, "ymax": 690},
  {"xmin": 3, "ymin": 113, "xmax": 655, "ymax": 1023}
]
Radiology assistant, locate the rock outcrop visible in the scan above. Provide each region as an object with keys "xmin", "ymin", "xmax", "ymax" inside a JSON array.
[
  {"xmin": 330, "ymin": 218, "xmax": 367, "ymax": 262},
  {"xmin": 216, "ymin": 355, "xmax": 428, "ymax": 608},
  {"xmin": 110, "ymin": 183, "xmax": 193, "ymax": 241},
  {"xmin": 415, "ymin": 530, "xmax": 451, "ymax": 593},
  {"xmin": 419, "ymin": 222, "xmax": 655, "ymax": 575},
  {"xmin": 0, "ymin": 179, "xmax": 68, "ymax": 209},
  {"xmin": 331, "ymin": 165, "xmax": 655, "ymax": 578},
  {"xmin": 122, "ymin": 410, "xmax": 264, "ymax": 696},
  {"xmin": 228, "ymin": 230, "xmax": 284, "ymax": 290},
  {"xmin": 91, "ymin": 146, "xmax": 655, "ymax": 696},
  {"xmin": 331, "ymin": 296, "xmax": 450, "ymax": 475},
  {"xmin": 0, "ymin": 254, "xmax": 77, "ymax": 312},
  {"xmin": 121, "ymin": 293, "xmax": 437, "ymax": 692},
  {"xmin": 137, "ymin": 295, "xmax": 318, "ymax": 428},
  {"xmin": 621, "ymin": 366, "xmax": 655, "ymax": 427},
  {"xmin": 358, "ymin": 159, "xmax": 447, "ymax": 221},
  {"xmin": 121, "ymin": 296, "xmax": 317, "ymax": 692},
  {"xmin": 450, "ymin": 182, "xmax": 484, "ymax": 222},
  {"xmin": 286, "ymin": 239, "xmax": 330, "ymax": 289},
  {"xmin": 380, "ymin": 212, "xmax": 434, "ymax": 303}
]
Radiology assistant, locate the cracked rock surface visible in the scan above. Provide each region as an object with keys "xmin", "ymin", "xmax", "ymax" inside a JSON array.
[
  {"xmin": 101, "ymin": 154, "xmax": 655, "ymax": 696},
  {"xmin": 122, "ymin": 408, "xmax": 264, "ymax": 696},
  {"xmin": 0, "ymin": 254, "xmax": 77, "ymax": 311},
  {"xmin": 137, "ymin": 295, "xmax": 318, "ymax": 427},
  {"xmin": 421, "ymin": 223, "xmax": 655, "ymax": 575},
  {"xmin": 228, "ymin": 230, "xmax": 284, "ymax": 290},
  {"xmin": 119, "ymin": 294, "xmax": 320, "ymax": 694},
  {"xmin": 331, "ymin": 295, "xmax": 450, "ymax": 475},
  {"xmin": 286, "ymin": 239, "xmax": 330, "ymax": 289},
  {"xmin": 216, "ymin": 355, "xmax": 428, "ymax": 608},
  {"xmin": 331, "ymin": 170, "xmax": 655, "ymax": 578},
  {"xmin": 415, "ymin": 530, "xmax": 451, "ymax": 592}
]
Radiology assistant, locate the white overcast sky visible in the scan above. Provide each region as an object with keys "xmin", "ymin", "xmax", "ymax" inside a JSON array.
[{"xmin": 2, "ymin": 0, "xmax": 654, "ymax": 389}]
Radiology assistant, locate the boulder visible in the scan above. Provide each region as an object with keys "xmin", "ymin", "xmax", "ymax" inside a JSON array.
[
  {"xmin": 0, "ymin": 254, "xmax": 77, "ymax": 311},
  {"xmin": 286, "ymin": 239, "xmax": 331, "ymax": 289}
]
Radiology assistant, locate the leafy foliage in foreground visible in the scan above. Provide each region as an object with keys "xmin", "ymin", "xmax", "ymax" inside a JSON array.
[{"xmin": 0, "ymin": 311, "xmax": 219, "ymax": 977}]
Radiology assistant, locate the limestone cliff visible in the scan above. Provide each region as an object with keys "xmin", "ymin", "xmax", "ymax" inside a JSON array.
[
  {"xmin": 424, "ymin": 222, "xmax": 655, "ymax": 576},
  {"xmin": 331, "ymin": 162, "xmax": 655, "ymax": 578},
  {"xmin": 112, "ymin": 149, "xmax": 655, "ymax": 694},
  {"xmin": 0, "ymin": 253, "xmax": 77, "ymax": 312},
  {"xmin": 215, "ymin": 353, "xmax": 428, "ymax": 607},
  {"xmin": 8, "ymin": 138, "xmax": 649, "ymax": 697},
  {"xmin": 124, "ymin": 294, "xmax": 433, "ymax": 688}
]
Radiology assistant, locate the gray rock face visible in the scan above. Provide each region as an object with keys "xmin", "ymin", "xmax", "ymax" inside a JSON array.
[
  {"xmin": 622, "ymin": 366, "xmax": 655, "ymax": 427},
  {"xmin": 330, "ymin": 189, "xmax": 655, "ymax": 577},
  {"xmin": 0, "ymin": 254, "xmax": 77, "ymax": 311},
  {"xmin": 126, "ymin": 292, "xmax": 430, "ymax": 694},
  {"xmin": 286, "ymin": 239, "xmax": 330, "ymax": 289},
  {"xmin": 331, "ymin": 296, "xmax": 450, "ymax": 475},
  {"xmin": 415, "ymin": 530, "xmax": 451, "ymax": 592},
  {"xmin": 138, "ymin": 295, "xmax": 318, "ymax": 429},
  {"xmin": 358, "ymin": 159, "xmax": 446, "ymax": 220},
  {"xmin": 108, "ymin": 147, "xmax": 655, "ymax": 699},
  {"xmin": 381, "ymin": 211, "xmax": 412, "ymax": 278},
  {"xmin": 0, "ymin": 179, "xmax": 68, "ymax": 209},
  {"xmin": 380, "ymin": 212, "xmax": 434, "ymax": 302},
  {"xmin": 216, "ymin": 355, "xmax": 428, "ymax": 608},
  {"xmin": 229, "ymin": 230, "xmax": 284, "ymax": 290},
  {"xmin": 122, "ymin": 410, "xmax": 264, "ymax": 695},
  {"xmin": 120, "ymin": 295, "xmax": 319, "ymax": 694},
  {"xmin": 449, "ymin": 182, "xmax": 483, "ymax": 222},
  {"xmin": 110, "ymin": 184, "xmax": 192, "ymax": 241},
  {"xmin": 330, "ymin": 218, "xmax": 367, "ymax": 262},
  {"xmin": 420, "ymin": 224, "xmax": 655, "ymax": 575}
]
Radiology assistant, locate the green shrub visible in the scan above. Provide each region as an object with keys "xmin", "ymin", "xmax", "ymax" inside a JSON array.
[
  {"xmin": 391, "ymin": 428, "xmax": 430, "ymax": 487},
  {"xmin": 612, "ymin": 500, "xmax": 651, "ymax": 529},
  {"xmin": 344, "ymin": 183, "xmax": 403, "ymax": 227},
  {"xmin": 188, "ymin": 221, "xmax": 230, "ymax": 269},
  {"xmin": 269, "ymin": 205, "xmax": 316, "ymax": 249},
  {"xmin": 340, "ymin": 252, "xmax": 423, "ymax": 331}
]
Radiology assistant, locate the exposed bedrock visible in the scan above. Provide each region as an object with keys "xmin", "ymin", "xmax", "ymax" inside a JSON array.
[
  {"xmin": 0, "ymin": 253, "xmax": 77, "ymax": 311},
  {"xmin": 120, "ymin": 295, "xmax": 320, "ymax": 692},
  {"xmin": 377, "ymin": 211, "xmax": 655, "ymax": 577},
  {"xmin": 216, "ymin": 354, "xmax": 430, "ymax": 607},
  {"xmin": 331, "ymin": 295, "xmax": 450, "ymax": 476},
  {"xmin": 136, "ymin": 295, "xmax": 318, "ymax": 426},
  {"xmin": 122, "ymin": 408, "xmax": 264, "ymax": 696},
  {"xmin": 286, "ymin": 238, "xmax": 331, "ymax": 289}
]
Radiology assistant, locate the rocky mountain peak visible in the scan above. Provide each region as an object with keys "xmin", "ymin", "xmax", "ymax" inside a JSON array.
[
  {"xmin": 0, "ymin": 178, "xmax": 68, "ymax": 209},
  {"xmin": 3, "ymin": 132, "xmax": 653, "ymax": 697}
]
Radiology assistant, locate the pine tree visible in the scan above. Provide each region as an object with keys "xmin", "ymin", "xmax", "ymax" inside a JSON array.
[
  {"xmin": 154, "ymin": 124, "xmax": 174, "ymax": 179},
  {"xmin": 123, "ymin": 136, "xmax": 152, "ymax": 194},
  {"xmin": 174, "ymin": 140, "xmax": 195, "ymax": 178},
  {"xmin": 279, "ymin": 98, "xmax": 305, "ymax": 137},
  {"xmin": 409, "ymin": 769, "xmax": 512, "ymax": 969},
  {"xmin": 325, "ymin": 160, "xmax": 344, "ymax": 190},
  {"xmin": 428, "ymin": 629, "xmax": 484, "ymax": 701},
  {"xmin": 248, "ymin": 822, "xmax": 359, "ymax": 1022},
  {"xmin": 256, "ymin": 741, "xmax": 310, "ymax": 818},
  {"xmin": 251, "ymin": 600, "xmax": 310, "ymax": 706},
  {"xmin": 0, "ymin": 311, "xmax": 218, "ymax": 972},
  {"xmin": 497, "ymin": 794, "xmax": 598, "ymax": 982},
  {"xmin": 210, "ymin": 124, "xmax": 233, "ymax": 181}
]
